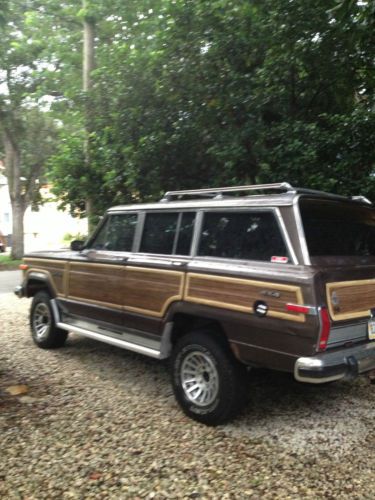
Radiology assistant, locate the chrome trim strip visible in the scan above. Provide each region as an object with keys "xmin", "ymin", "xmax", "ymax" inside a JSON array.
[
  {"xmin": 133, "ymin": 211, "xmax": 145, "ymax": 252},
  {"xmin": 292, "ymin": 195, "xmax": 311, "ymax": 265},
  {"xmin": 191, "ymin": 210, "xmax": 203, "ymax": 258},
  {"xmin": 57, "ymin": 322, "xmax": 162, "ymax": 359}
]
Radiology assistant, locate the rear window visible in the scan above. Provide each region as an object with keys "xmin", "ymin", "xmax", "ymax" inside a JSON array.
[{"xmin": 300, "ymin": 199, "xmax": 375, "ymax": 257}]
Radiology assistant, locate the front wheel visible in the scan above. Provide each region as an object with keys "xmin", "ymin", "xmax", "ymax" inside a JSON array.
[
  {"xmin": 171, "ymin": 331, "xmax": 247, "ymax": 425},
  {"xmin": 30, "ymin": 291, "xmax": 68, "ymax": 348}
]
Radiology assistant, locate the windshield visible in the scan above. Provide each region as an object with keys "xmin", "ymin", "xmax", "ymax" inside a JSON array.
[{"xmin": 299, "ymin": 198, "xmax": 375, "ymax": 259}]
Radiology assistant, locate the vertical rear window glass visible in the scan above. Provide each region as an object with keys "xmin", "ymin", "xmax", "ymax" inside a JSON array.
[
  {"xmin": 300, "ymin": 199, "xmax": 375, "ymax": 256},
  {"xmin": 198, "ymin": 211, "xmax": 288, "ymax": 261},
  {"xmin": 140, "ymin": 213, "xmax": 178, "ymax": 254},
  {"xmin": 140, "ymin": 212, "xmax": 196, "ymax": 255}
]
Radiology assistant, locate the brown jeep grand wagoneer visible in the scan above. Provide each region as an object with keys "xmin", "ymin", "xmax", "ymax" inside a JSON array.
[{"xmin": 15, "ymin": 183, "xmax": 375, "ymax": 424}]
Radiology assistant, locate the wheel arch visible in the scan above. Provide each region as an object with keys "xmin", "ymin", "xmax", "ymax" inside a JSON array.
[
  {"xmin": 160, "ymin": 302, "xmax": 237, "ymax": 361},
  {"xmin": 24, "ymin": 272, "xmax": 56, "ymax": 298}
]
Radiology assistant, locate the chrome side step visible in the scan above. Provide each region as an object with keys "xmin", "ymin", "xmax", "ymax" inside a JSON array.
[{"xmin": 57, "ymin": 322, "xmax": 162, "ymax": 359}]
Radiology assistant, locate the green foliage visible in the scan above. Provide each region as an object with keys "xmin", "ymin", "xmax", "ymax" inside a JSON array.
[
  {"xmin": 13, "ymin": 0, "xmax": 373, "ymax": 214},
  {"xmin": 0, "ymin": 255, "xmax": 22, "ymax": 269}
]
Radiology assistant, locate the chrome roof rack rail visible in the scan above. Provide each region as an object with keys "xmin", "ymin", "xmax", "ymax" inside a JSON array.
[
  {"xmin": 351, "ymin": 195, "xmax": 372, "ymax": 205},
  {"xmin": 160, "ymin": 183, "xmax": 372, "ymax": 205},
  {"xmin": 160, "ymin": 182, "xmax": 294, "ymax": 202}
]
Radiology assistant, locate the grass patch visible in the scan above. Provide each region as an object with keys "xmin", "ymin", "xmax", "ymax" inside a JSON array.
[{"xmin": 0, "ymin": 255, "xmax": 22, "ymax": 270}]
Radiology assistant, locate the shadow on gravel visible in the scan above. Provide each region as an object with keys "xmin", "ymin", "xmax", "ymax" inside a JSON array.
[{"xmin": 55, "ymin": 333, "xmax": 371, "ymax": 425}]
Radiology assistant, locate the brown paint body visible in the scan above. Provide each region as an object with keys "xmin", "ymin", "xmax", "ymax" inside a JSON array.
[{"xmin": 20, "ymin": 193, "xmax": 375, "ymax": 374}]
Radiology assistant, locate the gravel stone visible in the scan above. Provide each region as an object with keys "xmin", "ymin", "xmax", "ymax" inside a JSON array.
[{"xmin": 1, "ymin": 293, "xmax": 375, "ymax": 498}]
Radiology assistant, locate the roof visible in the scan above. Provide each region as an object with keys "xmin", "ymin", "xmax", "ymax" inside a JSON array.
[{"xmin": 107, "ymin": 182, "xmax": 372, "ymax": 213}]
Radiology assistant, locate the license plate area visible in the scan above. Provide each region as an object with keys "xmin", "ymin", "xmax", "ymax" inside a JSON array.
[{"xmin": 368, "ymin": 319, "xmax": 375, "ymax": 340}]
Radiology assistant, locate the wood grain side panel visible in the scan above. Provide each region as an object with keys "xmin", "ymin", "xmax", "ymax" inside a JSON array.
[
  {"xmin": 24, "ymin": 258, "xmax": 67, "ymax": 295},
  {"xmin": 123, "ymin": 267, "xmax": 184, "ymax": 317},
  {"xmin": 68, "ymin": 262, "xmax": 125, "ymax": 308},
  {"xmin": 327, "ymin": 279, "xmax": 375, "ymax": 321},
  {"xmin": 185, "ymin": 273, "xmax": 305, "ymax": 322}
]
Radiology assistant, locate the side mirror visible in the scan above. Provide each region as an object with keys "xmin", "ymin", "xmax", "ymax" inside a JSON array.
[{"xmin": 70, "ymin": 240, "xmax": 85, "ymax": 251}]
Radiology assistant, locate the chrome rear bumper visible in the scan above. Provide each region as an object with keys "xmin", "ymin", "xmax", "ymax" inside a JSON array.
[{"xmin": 295, "ymin": 341, "xmax": 375, "ymax": 384}]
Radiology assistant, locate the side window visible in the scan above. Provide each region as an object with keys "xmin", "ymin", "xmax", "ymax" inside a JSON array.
[
  {"xmin": 198, "ymin": 211, "xmax": 288, "ymax": 261},
  {"xmin": 140, "ymin": 212, "xmax": 196, "ymax": 255},
  {"xmin": 140, "ymin": 213, "xmax": 178, "ymax": 254},
  {"xmin": 90, "ymin": 213, "xmax": 137, "ymax": 251}
]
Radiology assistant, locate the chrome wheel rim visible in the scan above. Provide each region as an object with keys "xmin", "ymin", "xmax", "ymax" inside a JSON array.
[
  {"xmin": 181, "ymin": 351, "xmax": 219, "ymax": 407},
  {"xmin": 33, "ymin": 303, "xmax": 51, "ymax": 339}
]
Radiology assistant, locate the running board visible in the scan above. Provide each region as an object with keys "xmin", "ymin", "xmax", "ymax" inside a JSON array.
[{"xmin": 57, "ymin": 322, "xmax": 162, "ymax": 359}]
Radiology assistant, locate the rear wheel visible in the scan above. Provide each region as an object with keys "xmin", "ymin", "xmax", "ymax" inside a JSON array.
[
  {"xmin": 30, "ymin": 291, "xmax": 68, "ymax": 348},
  {"xmin": 171, "ymin": 331, "xmax": 247, "ymax": 425}
]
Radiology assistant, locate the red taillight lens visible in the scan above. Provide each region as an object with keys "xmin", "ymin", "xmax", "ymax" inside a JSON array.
[
  {"xmin": 286, "ymin": 303, "xmax": 311, "ymax": 315},
  {"xmin": 19, "ymin": 264, "xmax": 28, "ymax": 271},
  {"xmin": 318, "ymin": 307, "xmax": 331, "ymax": 351}
]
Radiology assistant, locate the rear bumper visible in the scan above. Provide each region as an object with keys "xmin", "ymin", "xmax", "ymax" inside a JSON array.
[{"xmin": 295, "ymin": 341, "xmax": 375, "ymax": 383}]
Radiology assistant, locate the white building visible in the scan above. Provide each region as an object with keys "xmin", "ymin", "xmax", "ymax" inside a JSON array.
[
  {"xmin": 0, "ymin": 172, "xmax": 88, "ymax": 252},
  {"xmin": 0, "ymin": 172, "xmax": 12, "ymax": 237}
]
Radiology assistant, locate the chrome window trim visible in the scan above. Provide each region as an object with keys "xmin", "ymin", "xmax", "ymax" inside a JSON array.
[
  {"xmin": 191, "ymin": 210, "xmax": 203, "ymax": 258},
  {"xmin": 133, "ymin": 211, "xmax": 145, "ymax": 252},
  {"xmin": 275, "ymin": 207, "xmax": 298, "ymax": 265},
  {"xmin": 172, "ymin": 213, "xmax": 183, "ymax": 255},
  {"xmin": 293, "ymin": 195, "xmax": 311, "ymax": 265}
]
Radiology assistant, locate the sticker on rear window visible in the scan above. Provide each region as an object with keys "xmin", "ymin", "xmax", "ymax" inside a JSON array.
[{"xmin": 271, "ymin": 256, "xmax": 289, "ymax": 263}]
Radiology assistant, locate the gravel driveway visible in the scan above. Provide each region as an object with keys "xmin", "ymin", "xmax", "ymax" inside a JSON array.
[{"xmin": 1, "ymin": 293, "xmax": 375, "ymax": 499}]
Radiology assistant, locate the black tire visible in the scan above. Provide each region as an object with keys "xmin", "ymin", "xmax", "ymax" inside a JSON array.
[
  {"xmin": 30, "ymin": 291, "xmax": 68, "ymax": 348},
  {"xmin": 171, "ymin": 331, "xmax": 247, "ymax": 426}
]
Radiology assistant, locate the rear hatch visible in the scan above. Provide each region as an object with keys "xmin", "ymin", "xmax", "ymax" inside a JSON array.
[{"xmin": 299, "ymin": 197, "xmax": 375, "ymax": 350}]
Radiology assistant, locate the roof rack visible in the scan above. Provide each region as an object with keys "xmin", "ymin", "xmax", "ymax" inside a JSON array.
[
  {"xmin": 160, "ymin": 183, "xmax": 372, "ymax": 205},
  {"xmin": 160, "ymin": 182, "xmax": 294, "ymax": 202}
]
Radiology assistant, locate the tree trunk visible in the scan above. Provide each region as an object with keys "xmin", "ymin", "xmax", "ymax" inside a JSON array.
[
  {"xmin": 11, "ymin": 200, "xmax": 25, "ymax": 259},
  {"xmin": 1, "ymin": 128, "xmax": 26, "ymax": 259},
  {"xmin": 82, "ymin": 0, "xmax": 96, "ymax": 234}
]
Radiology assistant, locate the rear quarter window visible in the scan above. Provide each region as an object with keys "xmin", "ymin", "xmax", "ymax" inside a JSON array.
[{"xmin": 198, "ymin": 211, "xmax": 289, "ymax": 262}]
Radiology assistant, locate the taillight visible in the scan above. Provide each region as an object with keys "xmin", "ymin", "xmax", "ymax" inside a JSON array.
[
  {"xmin": 318, "ymin": 307, "xmax": 331, "ymax": 351},
  {"xmin": 286, "ymin": 303, "xmax": 313, "ymax": 315},
  {"xmin": 19, "ymin": 264, "xmax": 29, "ymax": 271}
]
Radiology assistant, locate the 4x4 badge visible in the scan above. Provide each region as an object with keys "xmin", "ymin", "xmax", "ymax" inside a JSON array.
[{"xmin": 261, "ymin": 290, "xmax": 281, "ymax": 298}]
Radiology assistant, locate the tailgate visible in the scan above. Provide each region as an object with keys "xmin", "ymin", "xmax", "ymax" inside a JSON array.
[{"xmin": 323, "ymin": 273, "xmax": 375, "ymax": 349}]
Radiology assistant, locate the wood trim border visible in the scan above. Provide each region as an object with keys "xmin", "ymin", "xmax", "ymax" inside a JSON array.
[
  {"xmin": 326, "ymin": 279, "xmax": 375, "ymax": 321},
  {"xmin": 184, "ymin": 273, "xmax": 305, "ymax": 322}
]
